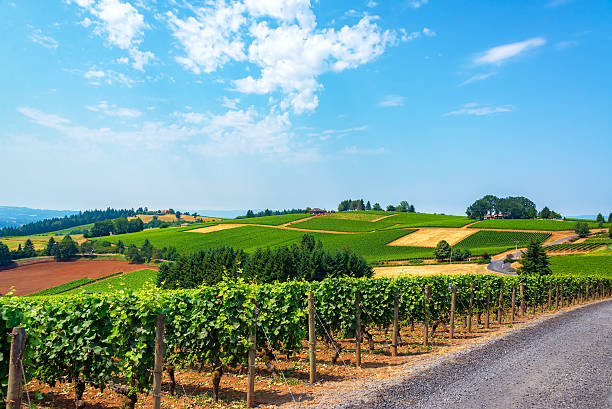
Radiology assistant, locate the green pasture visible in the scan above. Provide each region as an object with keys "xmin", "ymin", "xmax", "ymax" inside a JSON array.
[
  {"xmin": 468, "ymin": 218, "xmax": 606, "ymax": 231},
  {"xmin": 550, "ymin": 254, "xmax": 612, "ymax": 279},
  {"xmin": 64, "ymin": 269, "xmax": 157, "ymax": 294},
  {"xmin": 221, "ymin": 213, "xmax": 311, "ymax": 225}
]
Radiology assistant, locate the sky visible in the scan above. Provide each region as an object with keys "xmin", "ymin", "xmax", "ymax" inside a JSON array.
[{"xmin": 1, "ymin": 0, "xmax": 611, "ymax": 216}]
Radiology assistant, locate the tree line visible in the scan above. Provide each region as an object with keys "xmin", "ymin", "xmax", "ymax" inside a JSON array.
[
  {"xmin": 157, "ymin": 234, "xmax": 372, "ymax": 288},
  {"xmin": 0, "ymin": 208, "xmax": 139, "ymax": 237},
  {"xmin": 338, "ymin": 199, "xmax": 415, "ymax": 213},
  {"xmin": 239, "ymin": 208, "xmax": 306, "ymax": 219},
  {"xmin": 87, "ymin": 217, "xmax": 144, "ymax": 237},
  {"xmin": 466, "ymin": 195, "xmax": 558, "ymax": 220}
]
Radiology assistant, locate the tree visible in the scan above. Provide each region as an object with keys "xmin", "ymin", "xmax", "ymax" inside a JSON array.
[
  {"xmin": 116, "ymin": 240, "xmax": 125, "ymax": 254},
  {"xmin": 113, "ymin": 217, "xmax": 129, "ymax": 235},
  {"xmin": 0, "ymin": 242, "xmax": 11, "ymax": 266},
  {"xmin": 91, "ymin": 220, "xmax": 114, "ymax": 237},
  {"xmin": 141, "ymin": 239, "xmax": 154, "ymax": 261},
  {"xmin": 80, "ymin": 240, "xmax": 94, "ymax": 254},
  {"xmin": 398, "ymin": 201, "xmax": 410, "ymax": 212},
  {"xmin": 366, "ymin": 201, "xmax": 372, "ymax": 211},
  {"xmin": 246, "ymin": 210, "xmax": 255, "ymax": 218},
  {"xmin": 372, "ymin": 203, "xmax": 382, "ymax": 211},
  {"xmin": 608, "ymin": 212, "xmax": 612, "ymax": 223},
  {"xmin": 127, "ymin": 218, "xmax": 144, "ymax": 233},
  {"xmin": 55, "ymin": 235, "xmax": 78, "ymax": 261},
  {"xmin": 409, "ymin": 204, "xmax": 415, "ymax": 213},
  {"xmin": 175, "ymin": 211, "xmax": 181, "ymax": 220},
  {"xmin": 300, "ymin": 234, "xmax": 316, "ymax": 252},
  {"xmin": 386, "ymin": 205, "xmax": 396, "ymax": 211},
  {"xmin": 518, "ymin": 241, "xmax": 551, "ymax": 276},
  {"xmin": 574, "ymin": 222, "xmax": 590, "ymax": 238},
  {"xmin": 126, "ymin": 245, "xmax": 143, "ymax": 264},
  {"xmin": 596, "ymin": 213, "xmax": 604, "ymax": 223},
  {"xmin": 23, "ymin": 239, "xmax": 36, "ymax": 258},
  {"xmin": 168, "ymin": 208, "xmax": 175, "ymax": 214},
  {"xmin": 433, "ymin": 240, "xmax": 452, "ymax": 261},
  {"xmin": 609, "ymin": 222, "xmax": 612, "ymax": 239},
  {"xmin": 538, "ymin": 206, "xmax": 551, "ymax": 219},
  {"xmin": 45, "ymin": 237, "xmax": 58, "ymax": 257}
]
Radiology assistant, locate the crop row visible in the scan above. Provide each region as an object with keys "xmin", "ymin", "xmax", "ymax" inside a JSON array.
[
  {"xmin": 544, "ymin": 243, "xmax": 604, "ymax": 252},
  {"xmin": 2, "ymin": 274, "xmax": 610, "ymax": 405},
  {"xmin": 455, "ymin": 230, "xmax": 551, "ymax": 249}
]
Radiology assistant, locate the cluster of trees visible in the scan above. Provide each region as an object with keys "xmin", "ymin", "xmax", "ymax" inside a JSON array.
[
  {"xmin": 0, "ymin": 242, "xmax": 12, "ymax": 266},
  {"xmin": 433, "ymin": 240, "xmax": 472, "ymax": 262},
  {"xmin": 240, "ymin": 208, "xmax": 305, "ymax": 219},
  {"xmin": 574, "ymin": 222, "xmax": 590, "ymax": 238},
  {"xmin": 595, "ymin": 212, "xmax": 611, "ymax": 227},
  {"xmin": 87, "ymin": 217, "xmax": 144, "ymax": 238},
  {"xmin": 157, "ymin": 234, "xmax": 372, "ymax": 288},
  {"xmin": 0, "ymin": 208, "xmax": 140, "ymax": 237},
  {"xmin": 43, "ymin": 236, "xmax": 79, "ymax": 261},
  {"xmin": 537, "ymin": 206, "xmax": 562, "ymax": 219},
  {"xmin": 466, "ymin": 195, "xmax": 540, "ymax": 220},
  {"xmin": 338, "ymin": 199, "xmax": 415, "ymax": 213}
]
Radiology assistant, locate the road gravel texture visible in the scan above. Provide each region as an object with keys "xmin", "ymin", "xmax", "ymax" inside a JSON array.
[{"xmin": 319, "ymin": 299, "xmax": 612, "ymax": 409}]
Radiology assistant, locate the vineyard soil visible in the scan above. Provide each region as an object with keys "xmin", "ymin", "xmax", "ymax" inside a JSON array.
[{"xmin": 0, "ymin": 260, "xmax": 156, "ymax": 296}]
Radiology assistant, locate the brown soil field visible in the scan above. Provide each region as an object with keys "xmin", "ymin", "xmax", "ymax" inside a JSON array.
[
  {"xmin": 130, "ymin": 214, "xmax": 221, "ymax": 223},
  {"xmin": 26, "ymin": 298, "xmax": 607, "ymax": 408},
  {"xmin": 188, "ymin": 224, "xmax": 245, "ymax": 234},
  {"xmin": 0, "ymin": 259, "xmax": 156, "ymax": 296},
  {"xmin": 374, "ymin": 263, "xmax": 493, "ymax": 277},
  {"xmin": 388, "ymin": 228, "xmax": 476, "ymax": 247}
]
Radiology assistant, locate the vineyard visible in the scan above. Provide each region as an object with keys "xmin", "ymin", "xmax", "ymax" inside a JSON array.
[
  {"xmin": 544, "ymin": 243, "xmax": 605, "ymax": 252},
  {"xmin": 2, "ymin": 274, "xmax": 610, "ymax": 407},
  {"xmin": 468, "ymin": 219, "xmax": 606, "ymax": 231},
  {"xmin": 454, "ymin": 230, "xmax": 551, "ymax": 255}
]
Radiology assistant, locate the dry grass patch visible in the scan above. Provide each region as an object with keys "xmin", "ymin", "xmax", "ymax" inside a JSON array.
[
  {"xmin": 388, "ymin": 228, "xmax": 476, "ymax": 247},
  {"xmin": 327, "ymin": 212, "xmax": 384, "ymax": 222},
  {"xmin": 188, "ymin": 224, "xmax": 245, "ymax": 234},
  {"xmin": 374, "ymin": 263, "xmax": 492, "ymax": 277}
]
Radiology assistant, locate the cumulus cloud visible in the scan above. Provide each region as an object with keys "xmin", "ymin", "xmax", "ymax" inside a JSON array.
[
  {"xmin": 442, "ymin": 102, "xmax": 513, "ymax": 116},
  {"xmin": 474, "ymin": 37, "xmax": 546, "ymax": 65},
  {"xmin": 378, "ymin": 95, "xmax": 405, "ymax": 107},
  {"xmin": 167, "ymin": 1, "xmax": 402, "ymax": 114},
  {"xmin": 70, "ymin": 0, "xmax": 154, "ymax": 70},
  {"xmin": 84, "ymin": 67, "xmax": 135, "ymax": 87}
]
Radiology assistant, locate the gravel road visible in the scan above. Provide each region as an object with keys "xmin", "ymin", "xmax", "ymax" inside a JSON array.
[{"xmin": 322, "ymin": 300, "xmax": 612, "ymax": 409}]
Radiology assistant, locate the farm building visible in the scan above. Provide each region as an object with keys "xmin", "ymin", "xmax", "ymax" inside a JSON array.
[{"xmin": 307, "ymin": 208, "xmax": 327, "ymax": 215}]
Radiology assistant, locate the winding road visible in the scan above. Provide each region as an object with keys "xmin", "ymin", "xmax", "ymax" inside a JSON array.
[{"xmin": 322, "ymin": 300, "xmax": 612, "ymax": 409}]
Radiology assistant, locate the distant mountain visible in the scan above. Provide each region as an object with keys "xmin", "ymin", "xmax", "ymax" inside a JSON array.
[
  {"xmin": 0, "ymin": 206, "xmax": 79, "ymax": 228},
  {"xmin": 567, "ymin": 215, "xmax": 597, "ymax": 221}
]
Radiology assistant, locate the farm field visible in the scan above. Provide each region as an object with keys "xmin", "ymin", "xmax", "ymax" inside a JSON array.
[
  {"xmin": 290, "ymin": 211, "xmax": 472, "ymax": 232},
  {"xmin": 220, "ymin": 213, "xmax": 312, "ymax": 225},
  {"xmin": 64, "ymin": 269, "xmax": 157, "ymax": 294},
  {"xmin": 0, "ymin": 233, "xmax": 85, "ymax": 250},
  {"xmin": 387, "ymin": 228, "xmax": 475, "ymax": 247},
  {"xmin": 0, "ymin": 259, "xmax": 156, "ymax": 296},
  {"xmin": 373, "ymin": 263, "xmax": 491, "ymax": 277},
  {"xmin": 550, "ymin": 254, "xmax": 612, "ymax": 279},
  {"xmin": 545, "ymin": 243, "xmax": 607, "ymax": 253},
  {"xmin": 131, "ymin": 214, "xmax": 220, "ymax": 223},
  {"xmin": 468, "ymin": 218, "xmax": 607, "ymax": 231}
]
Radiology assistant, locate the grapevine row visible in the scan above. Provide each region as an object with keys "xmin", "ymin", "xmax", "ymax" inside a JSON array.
[{"xmin": 1, "ymin": 274, "xmax": 610, "ymax": 406}]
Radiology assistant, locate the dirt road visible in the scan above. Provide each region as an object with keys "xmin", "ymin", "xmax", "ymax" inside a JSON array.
[{"xmin": 322, "ymin": 299, "xmax": 612, "ymax": 409}]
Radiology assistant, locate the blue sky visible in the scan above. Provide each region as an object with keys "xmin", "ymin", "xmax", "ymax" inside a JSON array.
[{"xmin": 1, "ymin": 0, "xmax": 611, "ymax": 216}]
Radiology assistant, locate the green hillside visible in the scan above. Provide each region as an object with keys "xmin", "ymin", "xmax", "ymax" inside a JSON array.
[{"xmin": 468, "ymin": 218, "xmax": 607, "ymax": 231}]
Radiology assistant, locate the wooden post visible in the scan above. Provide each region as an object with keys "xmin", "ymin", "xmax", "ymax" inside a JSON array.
[
  {"xmin": 391, "ymin": 288, "xmax": 399, "ymax": 356},
  {"xmin": 450, "ymin": 284, "xmax": 456, "ymax": 339},
  {"xmin": 355, "ymin": 290, "xmax": 362, "ymax": 368},
  {"xmin": 497, "ymin": 281, "xmax": 504, "ymax": 325},
  {"xmin": 308, "ymin": 292, "xmax": 316, "ymax": 384},
  {"xmin": 153, "ymin": 314, "xmax": 165, "ymax": 409},
  {"xmin": 519, "ymin": 283, "xmax": 525, "ymax": 316},
  {"xmin": 555, "ymin": 281, "xmax": 559, "ymax": 310},
  {"xmin": 424, "ymin": 285, "xmax": 430, "ymax": 346},
  {"xmin": 532, "ymin": 285, "xmax": 536, "ymax": 316},
  {"xmin": 485, "ymin": 282, "xmax": 490, "ymax": 329},
  {"xmin": 586, "ymin": 282, "xmax": 590, "ymax": 302},
  {"xmin": 6, "ymin": 327, "xmax": 26, "ymax": 409},
  {"xmin": 560, "ymin": 283, "xmax": 564, "ymax": 308},
  {"xmin": 247, "ymin": 305, "xmax": 258, "ymax": 408},
  {"xmin": 548, "ymin": 282, "xmax": 553, "ymax": 310},
  {"xmin": 468, "ymin": 282, "xmax": 474, "ymax": 332},
  {"xmin": 511, "ymin": 284, "xmax": 516, "ymax": 323}
]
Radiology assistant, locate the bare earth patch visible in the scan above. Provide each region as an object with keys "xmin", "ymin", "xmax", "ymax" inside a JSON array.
[
  {"xmin": 374, "ymin": 263, "xmax": 492, "ymax": 277},
  {"xmin": 388, "ymin": 228, "xmax": 476, "ymax": 247},
  {"xmin": 188, "ymin": 224, "xmax": 245, "ymax": 234}
]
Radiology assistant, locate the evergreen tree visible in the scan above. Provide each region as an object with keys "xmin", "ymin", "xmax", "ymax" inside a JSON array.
[
  {"xmin": 409, "ymin": 204, "xmax": 415, "ymax": 213},
  {"xmin": 116, "ymin": 240, "xmax": 125, "ymax": 254},
  {"xmin": 45, "ymin": 237, "xmax": 57, "ymax": 257},
  {"xmin": 608, "ymin": 212, "xmax": 612, "ymax": 223},
  {"xmin": 141, "ymin": 239, "xmax": 154, "ymax": 261},
  {"xmin": 127, "ymin": 218, "xmax": 144, "ymax": 233},
  {"xmin": 0, "ymin": 242, "xmax": 11, "ymax": 266},
  {"xmin": 126, "ymin": 245, "xmax": 144, "ymax": 264},
  {"xmin": 538, "ymin": 206, "xmax": 551, "ymax": 219},
  {"xmin": 372, "ymin": 203, "xmax": 382, "ymax": 211},
  {"xmin": 56, "ymin": 235, "xmax": 78, "ymax": 261},
  {"xmin": 518, "ymin": 241, "xmax": 551, "ymax": 275},
  {"xmin": 300, "ymin": 234, "xmax": 316, "ymax": 252},
  {"xmin": 609, "ymin": 222, "xmax": 612, "ymax": 239},
  {"xmin": 433, "ymin": 240, "xmax": 452, "ymax": 261},
  {"xmin": 246, "ymin": 210, "xmax": 255, "ymax": 218},
  {"xmin": 366, "ymin": 201, "xmax": 372, "ymax": 211},
  {"xmin": 596, "ymin": 213, "xmax": 604, "ymax": 223},
  {"xmin": 23, "ymin": 239, "xmax": 36, "ymax": 258}
]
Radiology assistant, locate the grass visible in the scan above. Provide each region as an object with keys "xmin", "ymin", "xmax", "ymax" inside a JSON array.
[
  {"xmin": 64, "ymin": 269, "xmax": 158, "ymax": 294},
  {"xmin": 1, "ymin": 234, "xmax": 85, "ymax": 251},
  {"xmin": 290, "ymin": 212, "xmax": 472, "ymax": 232},
  {"xmin": 27, "ymin": 278, "xmax": 96, "ymax": 296},
  {"xmin": 550, "ymin": 253, "xmax": 612, "ymax": 279},
  {"xmin": 222, "ymin": 213, "xmax": 311, "ymax": 225},
  {"xmin": 468, "ymin": 219, "xmax": 607, "ymax": 231}
]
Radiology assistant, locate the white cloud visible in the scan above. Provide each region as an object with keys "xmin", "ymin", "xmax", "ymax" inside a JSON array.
[
  {"xmin": 307, "ymin": 126, "xmax": 367, "ymax": 141},
  {"xmin": 400, "ymin": 27, "xmax": 435, "ymax": 41},
  {"xmin": 458, "ymin": 72, "xmax": 496, "ymax": 86},
  {"xmin": 407, "ymin": 0, "xmax": 429, "ymax": 9},
  {"xmin": 422, "ymin": 27, "xmax": 436, "ymax": 37},
  {"xmin": 28, "ymin": 27, "xmax": 59, "ymax": 49},
  {"xmin": 84, "ymin": 67, "xmax": 135, "ymax": 87},
  {"xmin": 168, "ymin": 2, "xmax": 400, "ymax": 114},
  {"xmin": 443, "ymin": 103, "xmax": 513, "ymax": 116},
  {"xmin": 378, "ymin": 95, "xmax": 405, "ymax": 107},
  {"xmin": 17, "ymin": 107, "xmax": 70, "ymax": 128},
  {"xmin": 174, "ymin": 112, "xmax": 207, "ymax": 124},
  {"xmin": 221, "ymin": 96, "xmax": 240, "ymax": 110},
  {"xmin": 474, "ymin": 37, "xmax": 546, "ymax": 65},
  {"xmin": 366, "ymin": 0, "xmax": 378, "ymax": 7},
  {"xmin": 86, "ymin": 101, "xmax": 142, "ymax": 118},
  {"xmin": 70, "ymin": 0, "xmax": 154, "ymax": 70},
  {"xmin": 343, "ymin": 146, "xmax": 385, "ymax": 155}
]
